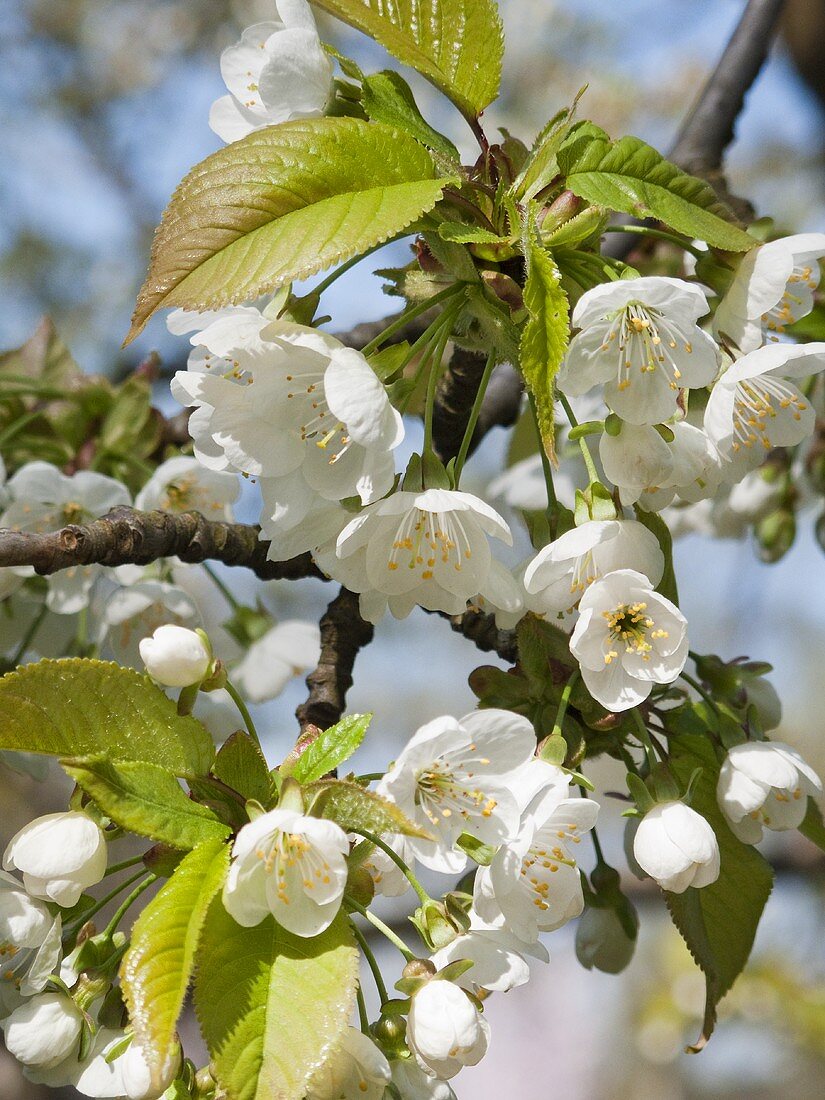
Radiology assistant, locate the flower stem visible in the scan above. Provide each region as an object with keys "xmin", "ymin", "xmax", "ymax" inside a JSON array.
[
  {"xmin": 312, "ymin": 241, "xmax": 395, "ymax": 299},
  {"xmin": 396, "ymin": 299, "xmax": 464, "ymax": 417},
  {"xmin": 361, "ymin": 283, "xmax": 466, "ymax": 357},
  {"xmin": 352, "ymin": 828, "xmax": 430, "ymax": 905},
  {"xmin": 356, "ymin": 984, "xmax": 371, "ymax": 1033},
  {"xmin": 551, "ymin": 668, "xmax": 579, "ymax": 739},
  {"xmin": 102, "ymin": 854, "xmax": 147, "ymax": 878},
  {"xmin": 453, "ymin": 351, "xmax": 497, "ymax": 484},
  {"xmin": 528, "ymin": 393, "xmax": 558, "ymax": 511},
  {"xmin": 346, "ymin": 896, "xmax": 414, "ymax": 961},
  {"xmin": 63, "ymin": 867, "xmax": 146, "ymax": 940},
  {"xmin": 102, "ymin": 874, "xmax": 157, "ymax": 938},
  {"xmin": 421, "ymin": 322, "xmax": 454, "ymax": 460},
  {"xmin": 681, "ymin": 669, "xmax": 719, "ymax": 711},
  {"xmin": 224, "ymin": 679, "xmax": 261, "ymax": 748},
  {"xmin": 603, "ymin": 225, "xmax": 704, "ymax": 257},
  {"xmin": 631, "ymin": 708, "xmax": 658, "ymax": 771},
  {"xmin": 351, "ymin": 919, "xmax": 390, "ymax": 1005},
  {"xmin": 558, "ymin": 393, "xmax": 600, "ymax": 484},
  {"xmin": 203, "ymin": 562, "xmax": 241, "ymax": 611},
  {"xmin": 10, "ymin": 603, "xmax": 49, "ymax": 667}
]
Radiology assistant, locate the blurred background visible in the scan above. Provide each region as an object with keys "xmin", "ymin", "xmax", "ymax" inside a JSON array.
[{"xmin": 2, "ymin": 0, "xmax": 825, "ymax": 1097}]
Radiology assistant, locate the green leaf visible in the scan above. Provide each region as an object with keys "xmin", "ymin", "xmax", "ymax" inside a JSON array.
[
  {"xmin": 307, "ymin": 779, "xmax": 430, "ymax": 838},
  {"xmin": 665, "ymin": 734, "xmax": 774, "ymax": 1050},
  {"xmin": 519, "ymin": 242, "xmax": 570, "ymax": 463},
  {"xmin": 313, "ymin": 0, "xmax": 503, "ymax": 119},
  {"xmin": 362, "ymin": 71, "xmax": 459, "ymax": 160},
  {"xmin": 62, "ymin": 758, "xmax": 230, "ymax": 850},
  {"xmin": 798, "ymin": 799, "xmax": 825, "ymax": 853},
  {"xmin": 195, "ymin": 904, "xmax": 357, "ymax": 1100},
  {"xmin": 512, "ymin": 89, "xmax": 587, "ymax": 202},
  {"xmin": 127, "ymin": 119, "xmax": 455, "ymax": 341},
  {"xmin": 212, "ymin": 732, "xmax": 272, "ymax": 806},
  {"xmin": 122, "ymin": 838, "xmax": 229, "ymax": 1085},
  {"xmin": 558, "ymin": 135, "xmax": 755, "ymax": 251},
  {"xmin": 438, "ymin": 222, "xmax": 511, "ymax": 246},
  {"xmin": 291, "ymin": 714, "xmax": 372, "ymax": 785},
  {"xmin": 0, "ymin": 659, "xmax": 214, "ymax": 777},
  {"xmin": 633, "ymin": 505, "xmax": 679, "ymax": 605}
]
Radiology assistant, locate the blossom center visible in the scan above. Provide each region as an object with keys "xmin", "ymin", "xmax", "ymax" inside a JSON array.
[
  {"xmin": 601, "ymin": 601, "xmax": 668, "ymax": 664},
  {"xmin": 256, "ymin": 830, "xmax": 331, "ymax": 904},
  {"xmin": 285, "ymin": 371, "xmax": 351, "ymax": 464},
  {"xmin": 764, "ymin": 265, "xmax": 818, "ymax": 335},
  {"xmin": 415, "ymin": 761, "xmax": 496, "ymax": 824},
  {"xmin": 519, "ymin": 831, "xmax": 579, "ymax": 911},
  {"xmin": 387, "ymin": 509, "xmax": 472, "ymax": 579},
  {"xmin": 730, "ymin": 376, "xmax": 806, "ymax": 452},
  {"xmin": 601, "ymin": 302, "xmax": 692, "ymax": 392}
]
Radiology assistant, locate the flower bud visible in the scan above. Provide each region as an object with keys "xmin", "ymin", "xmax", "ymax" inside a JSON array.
[
  {"xmin": 633, "ymin": 801, "xmax": 720, "ymax": 893},
  {"xmin": 755, "ymin": 507, "xmax": 796, "ymax": 563},
  {"xmin": 575, "ymin": 903, "xmax": 638, "ymax": 974},
  {"xmin": 410, "ymin": 900, "xmax": 460, "ymax": 952},
  {"xmin": 139, "ymin": 625, "xmax": 212, "ymax": 687},
  {"xmin": 406, "ymin": 980, "xmax": 489, "ymax": 1080},
  {"xmin": 3, "ymin": 992, "xmax": 83, "ymax": 1069},
  {"xmin": 3, "ymin": 811, "xmax": 107, "ymax": 907}
]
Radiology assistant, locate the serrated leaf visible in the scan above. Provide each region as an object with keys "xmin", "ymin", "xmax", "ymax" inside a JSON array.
[
  {"xmin": 664, "ymin": 734, "xmax": 773, "ymax": 1050},
  {"xmin": 438, "ymin": 222, "xmax": 511, "ymax": 245},
  {"xmin": 0, "ymin": 659, "xmax": 214, "ymax": 777},
  {"xmin": 63, "ymin": 758, "xmax": 230, "ymax": 850},
  {"xmin": 195, "ymin": 904, "xmax": 357, "ymax": 1100},
  {"xmin": 633, "ymin": 505, "xmax": 679, "ymax": 606},
  {"xmin": 122, "ymin": 839, "xmax": 229, "ymax": 1085},
  {"xmin": 212, "ymin": 732, "xmax": 272, "ymax": 806},
  {"xmin": 308, "ymin": 779, "xmax": 430, "ymax": 838},
  {"xmin": 512, "ymin": 89, "xmax": 587, "ymax": 202},
  {"xmin": 558, "ymin": 134, "xmax": 755, "ymax": 251},
  {"xmin": 519, "ymin": 242, "xmax": 570, "ymax": 463},
  {"xmin": 362, "ymin": 70, "xmax": 459, "ymax": 160},
  {"xmin": 127, "ymin": 119, "xmax": 454, "ymax": 341},
  {"xmin": 314, "ymin": 0, "xmax": 503, "ymax": 119},
  {"xmin": 291, "ymin": 714, "xmax": 372, "ymax": 785}
]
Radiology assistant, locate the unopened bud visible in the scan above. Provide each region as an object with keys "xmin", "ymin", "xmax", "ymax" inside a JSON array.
[
  {"xmin": 410, "ymin": 900, "xmax": 458, "ymax": 951},
  {"xmin": 139, "ymin": 625, "xmax": 212, "ymax": 688},
  {"xmin": 575, "ymin": 902, "xmax": 638, "ymax": 974},
  {"xmin": 755, "ymin": 507, "xmax": 796, "ymax": 563}
]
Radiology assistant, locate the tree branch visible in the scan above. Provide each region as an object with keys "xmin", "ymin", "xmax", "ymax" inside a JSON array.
[
  {"xmin": 438, "ymin": 608, "xmax": 518, "ymax": 663},
  {"xmin": 0, "ymin": 507, "xmax": 322, "ymax": 582},
  {"xmin": 296, "ymin": 587, "xmax": 374, "ymax": 730}
]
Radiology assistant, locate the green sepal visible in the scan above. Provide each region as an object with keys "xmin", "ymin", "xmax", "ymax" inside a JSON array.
[{"xmin": 455, "ymin": 832, "xmax": 496, "ymax": 866}]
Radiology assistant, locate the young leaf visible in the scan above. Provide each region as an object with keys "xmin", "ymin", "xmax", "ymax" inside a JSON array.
[
  {"xmin": 0, "ymin": 659, "xmax": 214, "ymax": 777},
  {"xmin": 195, "ymin": 904, "xmax": 357, "ymax": 1100},
  {"xmin": 313, "ymin": 0, "xmax": 503, "ymax": 119},
  {"xmin": 290, "ymin": 714, "xmax": 372, "ymax": 785},
  {"xmin": 122, "ymin": 838, "xmax": 229, "ymax": 1086},
  {"xmin": 212, "ymin": 731, "xmax": 273, "ymax": 806},
  {"xmin": 438, "ymin": 222, "xmax": 511, "ymax": 246},
  {"xmin": 307, "ymin": 779, "xmax": 430, "ymax": 838},
  {"xmin": 62, "ymin": 758, "xmax": 230, "ymax": 850},
  {"xmin": 519, "ymin": 241, "xmax": 570, "ymax": 463},
  {"xmin": 557, "ymin": 134, "xmax": 755, "ymax": 251},
  {"xmin": 362, "ymin": 71, "xmax": 460, "ymax": 160},
  {"xmin": 664, "ymin": 734, "xmax": 773, "ymax": 1051},
  {"xmin": 512, "ymin": 89, "xmax": 587, "ymax": 202},
  {"xmin": 127, "ymin": 119, "xmax": 456, "ymax": 341}
]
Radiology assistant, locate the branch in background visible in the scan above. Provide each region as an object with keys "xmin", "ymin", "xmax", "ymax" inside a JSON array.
[
  {"xmin": 432, "ymin": 353, "xmax": 524, "ymax": 465},
  {"xmin": 605, "ymin": 0, "xmax": 786, "ymax": 259},
  {"xmin": 296, "ymin": 587, "xmax": 374, "ymax": 730},
  {"xmin": 0, "ymin": 507, "xmax": 322, "ymax": 583},
  {"xmin": 438, "ymin": 608, "xmax": 518, "ymax": 663}
]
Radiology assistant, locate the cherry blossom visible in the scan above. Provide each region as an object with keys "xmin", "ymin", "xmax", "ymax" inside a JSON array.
[
  {"xmin": 633, "ymin": 801, "xmax": 720, "ymax": 893},
  {"xmin": 717, "ymin": 741, "xmax": 822, "ymax": 844}
]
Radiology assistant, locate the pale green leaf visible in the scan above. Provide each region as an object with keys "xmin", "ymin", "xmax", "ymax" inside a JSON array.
[
  {"xmin": 362, "ymin": 70, "xmax": 459, "ymax": 160},
  {"xmin": 558, "ymin": 134, "xmax": 755, "ymax": 251},
  {"xmin": 512, "ymin": 88, "xmax": 588, "ymax": 202},
  {"xmin": 127, "ymin": 119, "xmax": 454, "ymax": 341},
  {"xmin": 313, "ymin": 0, "xmax": 503, "ymax": 118},
  {"xmin": 195, "ymin": 905, "xmax": 357, "ymax": 1100},
  {"xmin": 307, "ymin": 778, "xmax": 430, "ymax": 838},
  {"xmin": 62, "ymin": 758, "xmax": 230, "ymax": 849},
  {"xmin": 212, "ymin": 731, "xmax": 273, "ymax": 806},
  {"xmin": 122, "ymin": 839, "xmax": 229, "ymax": 1084},
  {"xmin": 519, "ymin": 242, "xmax": 570, "ymax": 462},
  {"xmin": 438, "ymin": 222, "xmax": 510, "ymax": 245},
  {"xmin": 665, "ymin": 734, "xmax": 774, "ymax": 1050},
  {"xmin": 291, "ymin": 714, "xmax": 372, "ymax": 785},
  {"xmin": 0, "ymin": 659, "xmax": 214, "ymax": 777}
]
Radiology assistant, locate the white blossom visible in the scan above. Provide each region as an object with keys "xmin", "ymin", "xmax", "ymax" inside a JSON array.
[
  {"xmin": 135, "ymin": 455, "xmax": 239, "ymax": 521},
  {"xmin": 4, "ymin": 812, "xmax": 107, "ymax": 908},
  {"xmin": 569, "ymin": 569, "xmax": 688, "ymax": 712},
  {"xmin": 714, "ymin": 233, "xmax": 825, "ymax": 353},
  {"xmin": 523, "ymin": 519, "xmax": 664, "ymax": 616},
  {"xmin": 556, "ymin": 277, "xmax": 720, "ymax": 425},
  {"xmin": 377, "ymin": 709, "xmax": 537, "ymax": 873},
  {"xmin": 335, "ymin": 488, "xmax": 512, "ymax": 623},
  {"xmin": 0, "ymin": 462, "xmax": 130, "ymax": 613},
  {"xmin": 3, "ymin": 992, "xmax": 82, "ymax": 1071},
  {"xmin": 209, "ymin": 2, "xmax": 333, "ymax": 143},
  {"xmin": 306, "ymin": 1027, "xmax": 391, "ymax": 1100},
  {"xmin": 99, "ymin": 579, "xmax": 199, "ymax": 669},
  {"xmin": 639, "ymin": 421, "xmax": 722, "ymax": 511},
  {"xmin": 599, "ymin": 423, "xmax": 674, "ymax": 505},
  {"xmin": 406, "ymin": 980, "xmax": 490, "ymax": 1080},
  {"xmin": 232, "ymin": 619, "xmax": 321, "ymax": 703},
  {"xmin": 223, "ymin": 808, "xmax": 349, "ymax": 936},
  {"xmin": 473, "ymin": 791, "xmax": 598, "ymax": 942},
  {"xmin": 390, "ymin": 1059, "xmax": 456, "ymax": 1099},
  {"xmin": 171, "ymin": 316, "xmax": 403, "ymax": 540},
  {"xmin": 430, "ymin": 919, "xmax": 548, "ymax": 994},
  {"xmin": 71, "ymin": 1033, "xmax": 179, "ymax": 1100},
  {"xmin": 466, "ymin": 558, "xmax": 526, "ymax": 630},
  {"xmin": 704, "ymin": 341, "xmax": 825, "ymax": 470},
  {"xmin": 362, "ymin": 833, "xmax": 416, "ymax": 898},
  {"xmin": 633, "ymin": 801, "xmax": 720, "ymax": 893},
  {"xmin": 717, "ymin": 741, "xmax": 822, "ymax": 844},
  {"xmin": 139, "ymin": 624, "xmax": 212, "ymax": 687},
  {"xmin": 0, "ymin": 871, "xmax": 62, "ymax": 1013}
]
